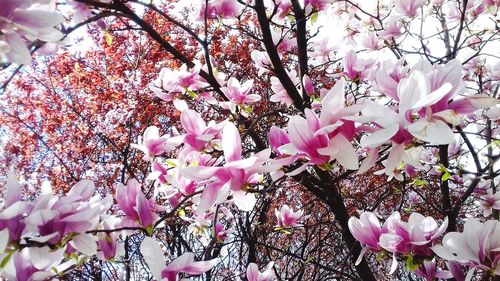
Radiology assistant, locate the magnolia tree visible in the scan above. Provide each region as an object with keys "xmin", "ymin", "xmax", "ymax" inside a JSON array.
[{"xmin": 0, "ymin": 0, "xmax": 499, "ymax": 280}]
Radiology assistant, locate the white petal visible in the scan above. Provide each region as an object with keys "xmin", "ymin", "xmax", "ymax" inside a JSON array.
[
  {"xmin": 140, "ymin": 237, "xmax": 166, "ymax": 281},
  {"xmin": 29, "ymin": 246, "xmax": 65, "ymax": 270},
  {"xmin": 407, "ymin": 119, "xmax": 455, "ymax": 145},
  {"xmin": 0, "ymin": 230, "xmax": 9, "ymax": 253},
  {"xmin": 232, "ymin": 190, "xmax": 256, "ymax": 212},
  {"xmin": 5, "ymin": 172, "xmax": 21, "ymax": 207},
  {"xmin": 360, "ymin": 124, "xmax": 398, "ymax": 148},
  {"xmin": 67, "ymin": 180, "xmax": 95, "ymax": 200},
  {"xmin": 411, "ymin": 83, "xmax": 452, "ymax": 110},
  {"xmin": 71, "ymin": 234, "xmax": 97, "ymax": 256},
  {"xmin": 331, "ymin": 134, "xmax": 359, "ymax": 170}
]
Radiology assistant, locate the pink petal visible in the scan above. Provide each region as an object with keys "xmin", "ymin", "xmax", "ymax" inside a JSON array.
[
  {"xmin": 12, "ymin": 10, "xmax": 64, "ymax": 29},
  {"xmin": 4, "ymin": 32, "xmax": 31, "ymax": 65},
  {"xmin": 181, "ymin": 109, "xmax": 205, "ymax": 135},
  {"xmin": 136, "ymin": 194, "xmax": 154, "ymax": 228},
  {"xmin": 165, "ymin": 252, "xmax": 194, "ymax": 272},
  {"xmin": 196, "ymin": 183, "xmax": 221, "ymax": 214},
  {"xmin": 222, "ymin": 122, "xmax": 242, "ymax": 162},
  {"xmin": 246, "ymin": 263, "xmax": 260, "ymax": 281},
  {"xmin": 183, "ymin": 258, "xmax": 218, "ymax": 275}
]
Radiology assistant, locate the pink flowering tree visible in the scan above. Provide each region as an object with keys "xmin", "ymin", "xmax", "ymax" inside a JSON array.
[{"xmin": 0, "ymin": 0, "xmax": 499, "ymax": 280}]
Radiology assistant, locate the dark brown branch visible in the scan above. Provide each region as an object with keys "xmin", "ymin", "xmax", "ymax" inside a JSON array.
[{"xmin": 254, "ymin": 0, "xmax": 304, "ymax": 111}]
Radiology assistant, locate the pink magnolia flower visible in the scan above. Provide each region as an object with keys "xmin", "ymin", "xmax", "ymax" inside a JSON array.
[
  {"xmin": 480, "ymin": 190, "xmax": 500, "ymax": 217},
  {"xmin": 432, "ymin": 219, "xmax": 500, "ymax": 278},
  {"xmin": 278, "ymin": 80, "xmax": 360, "ymax": 171},
  {"xmin": 25, "ymin": 180, "xmax": 112, "ymax": 247},
  {"xmin": 394, "ymin": 0, "xmax": 426, "ymax": 17},
  {"xmin": 132, "ymin": 126, "xmax": 177, "ymax": 161},
  {"xmin": 0, "ymin": 172, "xmax": 32, "ymax": 242},
  {"xmin": 304, "ymin": 0, "xmax": 333, "ymax": 11},
  {"xmin": 310, "ymin": 38, "xmax": 336, "ymax": 64},
  {"xmin": 141, "ymin": 237, "xmax": 218, "ymax": 281},
  {"xmin": 348, "ymin": 212, "xmax": 387, "ymax": 264},
  {"xmin": 148, "ymin": 160, "xmax": 171, "ymax": 185},
  {"xmin": 275, "ymin": 0, "xmax": 292, "ymax": 19},
  {"xmin": 275, "ymin": 205, "xmax": 308, "ymax": 228},
  {"xmin": 271, "ymin": 28, "xmax": 296, "ymax": 55},
  {"xmin": 246, "ymin": 262, "xmax": 276, "ymax": 281},
  {"xmin": 414, "ymin": 259, "xmax": 453, "ymax": 281},
  {"xmin": 96, "ymin": 216, "xmax": 124, "ymax": 261},
  {"xmin": 170, "ymin": 166, "xmax": 198, "ymax": 197},
  {"xmin": 195, "ymin": 0, "xmax": 241, "ymax": 20},
  {"xmin": 0, "ymin": 0, "xmax": 64, "ymax": 64},
  {"xmin": 360, "ymin": 59, "xmax": 496, "ymax": 177},
  {"xmin": 214, "ymin": 222, "xmax": 231, "ymax": 241},
  {"xmin": 270, "ymin": 76, "xmax": 294, "ymax": 107},
  {"xmin": 355, "ymin": 59, "xmax": 493, "ymax": 179},
  {"xmin": 281, "ymin": 109, "xmax": 331, "ymax": 166},
  {"xmin": 182, "ymin": 122, "xmax": 273, "ymax": 212},
  {"xmin": 3, "ymin": 246, "xmax": 66, "ymax": 281},
  {"xmin": 359, "ymin": 32, "xmax": 383, "ymax": 50},
  {"xmin": 270, "ymin": 69, "xmax": 300, "ymax": 107},
  {"xmin": 96, "ymin": 233, "xmax": 120, "ymax": 261},
  {"xmin": 341, "ymin": 50, "xmax": 374, "ymax": 82},
  {"xmin": 379, "ymin": 212, "xmax": 448, "ymax": 273},
  {"xmin": 350, "ymin": 211, "xmax": 448, "ymax": 273},
  {"xmin": 251, "ymin": 50, "xmax": 271, "ymax": 76},
  {"xmin": 302, "ymin": 74, "xmax": 315, "ymax": 96},
  {"xmin": 269, "ymin": 126, "xmax": 290, "ymax": 156},
  {"xmin": 177, "ymin": 109, "xmax": 224, "ymax": 152},
  {"xmin": 349, "ymin": 212, "xmax": 385, "ymax": 251},
  {"xmin": 400, "ymin": 60, "xmax": 496, "ymax": 145},
  {"xmin": 221, "ymin": 77, "xmax": 261, "ymax": 114},
  {"xmin": 149, "ymin": 65, "xmax": 205, "ymax": 101},
  {"xmin": 115, "ymin": 179, "xmax": 163, "ymax": 231},
  {"xmin": 379, "ymin": 17, "xmax": 403, "ymax": 40},
  {"xmin": 371, "ymin": 58, "xmax": 409, "ymax": 100}
]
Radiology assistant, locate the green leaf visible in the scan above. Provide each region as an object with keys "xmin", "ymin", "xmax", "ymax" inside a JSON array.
[
  {"xmin": 311, "ymin": 12, "xmax": 318, "ymax": 24},
  {"xmin": 375, "ymin": 252, "xmax": 385, "ymax": 262},
  {"xmin": 104, "ymin": 31, "xmax": 113, "ymax": 46},
  {"xmin": 244, "ymin": 106, "xmax": 253, "ymax": 113},
  {"xmin": 178, "ymin": 209, "xmax": 186, "ymax": 218},
  {"xmin": 405, "ymin": 255, "xmax": 420, "ymax": 272},
  {"xmin": 412, "ymin": 179, "xmax": 428, "ymax": 186},
  {"xmin": 437, "ymin": 163, "xmax": 450, "ymax": 173},
  {"xmin": 319, "ymin": 162, "xmax": 333, "ymax": 171},
  {"xmin": 165, "ymin": 160, "xmax": 177, "ymax": 167},
  {"xmin": 146, "ymin": 225, "xmax": 154, "ymax": 236},
  {"xmin": 441, "ymin": 171, "xmax": 451, "ymax": 182},
  {"xmin": 187, "ymin": 90, "xmax": 198, "ymax": 99},
  {"xmin": 0, "ymin": 252, "xmax": 13, "ymax": 269}
]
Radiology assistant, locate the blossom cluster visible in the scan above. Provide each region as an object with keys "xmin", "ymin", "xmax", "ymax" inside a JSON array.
[
  {"xmin": 349, "ymin": 212, "xmax": 500, "ymax": 279},
  {"xmin": 0, "ymin": 0, "xmax": 63, "ymax": 65},
  {"xmin": 0, "ymin": 173, "xmax": 114, "ymax": 280}
]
